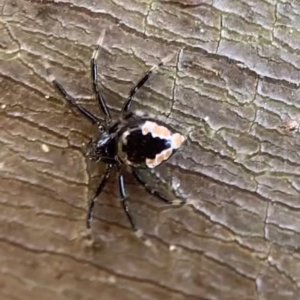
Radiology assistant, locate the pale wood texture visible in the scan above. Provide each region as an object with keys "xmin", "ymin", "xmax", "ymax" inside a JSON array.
[{"xmin": 1, "ymin": 1, "xmax": 300, "ymax": 299}]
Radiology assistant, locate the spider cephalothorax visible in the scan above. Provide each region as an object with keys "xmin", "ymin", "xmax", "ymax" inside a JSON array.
[{"xmin": 46, "ymin": 30, "xmax": 185, "ymax": 231}]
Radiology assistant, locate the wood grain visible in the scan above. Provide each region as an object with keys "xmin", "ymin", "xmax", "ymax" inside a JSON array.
[{"xmin": 1, "ymin": 0, "xmax": 300, "ymax": 299}]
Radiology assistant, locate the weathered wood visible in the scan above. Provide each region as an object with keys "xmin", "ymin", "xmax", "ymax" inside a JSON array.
[{"xmin": 1, "ymin": 0, "xmax": 300, "ymax": 299}]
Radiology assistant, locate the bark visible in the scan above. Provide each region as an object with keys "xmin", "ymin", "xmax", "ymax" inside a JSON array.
[{"xmin": 1, "ymin": 0, "xmax": 300, "ymax": 299}]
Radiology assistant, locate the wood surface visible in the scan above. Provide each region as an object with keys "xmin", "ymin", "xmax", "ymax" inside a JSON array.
[{"xmin": 1, "ymin": 1, "xmax": 300, "ymax": 299}]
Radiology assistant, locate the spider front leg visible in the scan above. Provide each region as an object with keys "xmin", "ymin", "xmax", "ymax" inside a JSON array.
[
  {"xmin": 91, "ymin": 29, "xmax": 111, "ymax": 122},
  {"xmin": 122, "ymin": 52, "xmax": 176, "ymax": 114},
  {"xmin": 132, "ymin": 169, "xmax": 182, "ymax": 205},
  {"xmin": 118, "ymin": 170, "xmax": 137, "ymax": 231},
  {"xmin": 86, "ymin": 164, "xmax": 113, "ymax": 228},
  {"xmin": 45, "ymin": 63, "xmax": 101, "ymax": 125}
]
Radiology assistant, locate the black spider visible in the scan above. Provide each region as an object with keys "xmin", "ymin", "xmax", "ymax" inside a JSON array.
[{"xmin": 45, "ymin": 30, "xmax": 185, "ymax": 231}]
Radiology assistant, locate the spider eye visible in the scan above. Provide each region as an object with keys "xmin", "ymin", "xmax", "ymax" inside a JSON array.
[{"xmin": 98, "ymin": 125, "xmax": 105, "ymax": 132}]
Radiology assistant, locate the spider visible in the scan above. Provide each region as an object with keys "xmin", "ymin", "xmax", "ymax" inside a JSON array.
[{"xmin": 45, "ymin": 30, "xmax": 185, "ymax": 231}]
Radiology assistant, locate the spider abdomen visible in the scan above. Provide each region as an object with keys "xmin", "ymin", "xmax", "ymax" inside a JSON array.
[{"xmin": 119, "ymin": 119, "xmax": 185, "ymax": 168}]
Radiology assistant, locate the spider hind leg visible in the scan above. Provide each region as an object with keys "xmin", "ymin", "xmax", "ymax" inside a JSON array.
[
  {"xmin": 122, "ymin": 52, "xmax": 176, "ymax": 114},
  {"xmin": 132, "ymin": 168, "xmax": 183, "ymax": 205},
  {"xmin": 118, "ymin": 170, "xmax": 138, "ymax": 231}
]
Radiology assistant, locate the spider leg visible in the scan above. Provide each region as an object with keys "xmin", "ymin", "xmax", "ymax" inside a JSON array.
[
  {"xmin": 45, "ymin": 63, "xmax": 101, "ymax": 125},
  {"xmin": 86, "ymin": 164, "xmax": 113, "ymax": 228},
  {"xmin": 122, "ymin": 52, "xmax": 176, "ymax": 114},
  {"xmin": 91, "ymin": 29, "xmax": 112, "ymax": 122},
  {"xmin": 132, "ymin": 168, "xmax": 181, "ymax": 205},
  {"xmin": 118, "ymin": 170, "xmax": 137, "ymax": 231}
]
